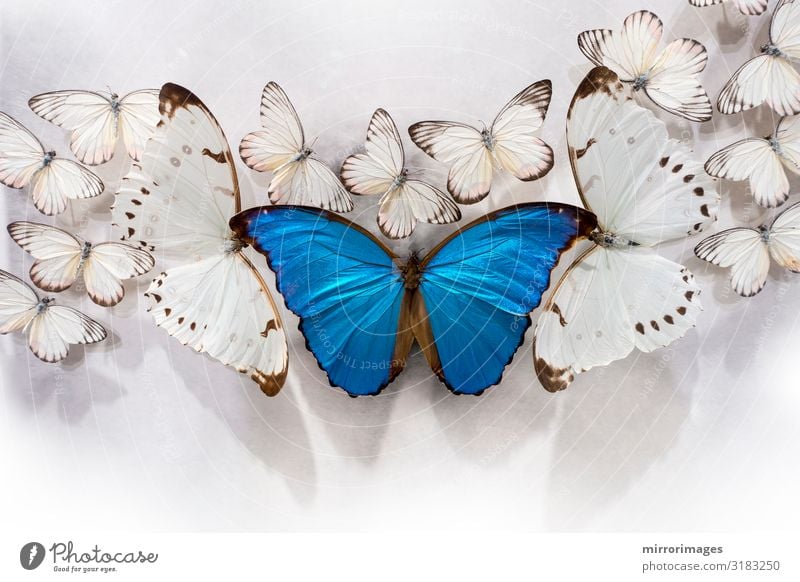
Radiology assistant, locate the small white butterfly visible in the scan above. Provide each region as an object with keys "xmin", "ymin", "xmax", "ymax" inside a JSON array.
[
  {"xmin": 28, "ymin": 89, "xmax": 160, "ymax": 166},
  {"xmin": 717, "ymin": 0, "xmax": 800, "ymax": 115},
  {"xmin": 705, "ymin": 114, "xmax": 800, "ymax": 208},
  {"xmin": 239, "ymin": 82, "xmax": 353, "ymax": 212},
  {"xmin": 578, "ymin": 10, "xmax": 713, "ymax": 122},
  {"xmin": 0, "ymin": 112, "xmax": 103, "ymax": 215},
  {"xmin": 8, "ymin": 221, "xmax": 154, "ymax": 307},
  {"xmin": 695, "ymin": 201, "xmax": 800, "ymax": 296},
  {"xmin": 532, "ymin": 67, "xmax": 720, "ymax": 392},
  {"xmin": 408, "ymin": 80, "xmax": 554, "ymax": 204},
  {"xmin": 340, "ymin": 109, "xmax": 461, "ymax": 239},
  {"xmin": 0, "ymin": 269, "xmax": 106, "ymax": 363},
  {"xmin": 114, "ymin": 83, "xmax": 289, "ymax": 396},
  {"xmin": 689, "ymin": 0, "xmax": 768, "ymax": 16}
]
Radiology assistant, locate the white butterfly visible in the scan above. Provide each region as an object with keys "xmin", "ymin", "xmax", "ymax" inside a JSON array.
[
  {"xmin": 114, "ymin": 83, "xmax": 289, "ymax": 396},
  {"xmin": 532, "ymin": 67, "xmax": 720, "ymax": 392},
  {"xmin": 239, "ymin": 82, "xmax": 353, "ymax": 212},
  {"xmin": 689, "ymin": 0, "xmax": 768, "ymax": 16},
  {"xmin": 578, "ymin": 10, "xmax": 713, "ymax": 122},
  {"xmin": 705, "ymin": 114, "xmax": 800, "ymax": 208},
  {"xmin": 407, "ymin": 80, "xmax": 554, "ymax": 204},
  {"xmin": 695, "ymin": 201, "xmax": 800, "ymax": 296},
  {"xmin": 0, "ymin": 112, "xmax": 103, "ymax": 215},
  {"xmin": 717, "ymin": 0, "xmax": 800, "ymax": 115},
  {"xmin": 0, "ymin": 269, "xmax": 106, "ymax": 363},
  {"xmin": 340, "ymin": 109, "xmax": 461, "ymax": 239},
  {"xmin": 8, "ymin": 221, "xmax": 154, "ymax": 307},
  {"xmin": 28, "ymin": 89, "xmax": 160, "ymax": 166}
]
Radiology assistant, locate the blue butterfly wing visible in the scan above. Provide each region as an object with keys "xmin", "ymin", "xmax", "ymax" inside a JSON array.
[
  {"xmin": 230, "ymin": 206, "xmax": 406, "ymax": 396},
  {"xmin": 418, "ymin": 203, "xmax": 596, "ymax": 395}
]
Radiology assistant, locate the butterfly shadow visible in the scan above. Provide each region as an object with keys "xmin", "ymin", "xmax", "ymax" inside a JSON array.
[{"xmin": 540, "ymin": 347, "xmax": 696, "ymax": 530}]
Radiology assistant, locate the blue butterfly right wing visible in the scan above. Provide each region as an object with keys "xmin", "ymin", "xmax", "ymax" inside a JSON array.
[{"xmin": 230, "ymin": 206, "xmax": 407, "ymax": 396}]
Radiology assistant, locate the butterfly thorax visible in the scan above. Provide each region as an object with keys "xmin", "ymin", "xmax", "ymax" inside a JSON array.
[
  {"xmin": 758, "ymin": 224, "xmax": 771, "ymax": 242},
  {"xmin": 632, "ymin": 73, "xmax": 649, "ymax": 91},
  {"xmin": 36, "ymin": 297, "xmax": 54, "ymax": 313},
  {"xmin": 589, "ymin": 229, "xmax": 634, "ymax": 249},
  {"xmin": 110, "ymin": 93, "xmax": 121, "ymax": 114},
  {"xmin": 762, "ymin": 44, "xmax": 786, "ymax": 58},
  {"xmin": 292, "ymin": 147, "xmax": 313, "ymax": 162},
  {"xmin": 481, "ymin": 128, "xmax": 495, "ymax": 151},
  {"xmin": 42, "ymin": 151, "xmax": 56, "ymax": 166},
  {"xmin": 400, "ymin": 254, "xmax": 422, "ymax": 290},
  {"xmin": 80, "ymin": 241, "xmax": 93, "ymax": 260},
  {"xmin": 769, "ymin": 136, "xmax": 785, "ymax": 157},
  {"xmin": 223, "ymin": 236, "xmax": 245, "ymax": 254},
  {"xmin": 392, "ymin": 169, "xmax": 409, "ymax": 189}
]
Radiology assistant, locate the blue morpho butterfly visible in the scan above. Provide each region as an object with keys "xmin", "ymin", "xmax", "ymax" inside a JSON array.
[{"xmin": 229, "ymin": 203, "xmax": 597, "ymax": 396}]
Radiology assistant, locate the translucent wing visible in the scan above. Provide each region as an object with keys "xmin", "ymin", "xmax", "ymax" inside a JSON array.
[
  {"xmin": 27, "ymin": 304, "xmax": 106, "ymax": 363},
  {"xmin": 7, "ymin": 221, "xmax": 83, "ymax": 292},
  {"xmin": 114, "ymin": 82, "xmax": 288, "ymax": 395},
  {"xmin": 768, "ymin": 200, "xmax": 800, "ymax": 269},
  {"xmin": 231, "ymin": 205, "xmax": 407, "ymax": 396},
  {"xmin": 0, "ymin": 112, "xmax": 46, "ymax": 188},
  {"xmin": 567, "ymin": 67, "xmax": 718, "ymax": 245},
  {"xmin": 775, "ymin": 113, "xmax": 800, "ymax": 167},
  {"xmin": 29, "ymin": 159, "xmax": 104, "ymax": 216},
  {"xmin": 378, "ymin": 180, "xmax": 461, "ymax": 239},
  {"xmin": 704, "ymin": 138, "xmax": 790, "ymax": 207},
  {"xmin": 28, "ymin": 90, "xmax": 117, "ymax": 165},
  {"xmin": 688, "ymin": 0, "xmax": 768, "ymax": 16},
  {"xmin": 489, "ymin": 80, "xmax": 554, "ymax": 181},
  {"xmin": 0, "ymin": 269, "xmax": 39, "ymax": 334},
  {"xmin": 239, "ymin": 81, "xmax": 305, "ymax": 172},
  {"xmin": 408, "ymin": 121, "xmax": 492, "ymax": 204},
  {"xmin": 534, "ymin": 246, "xmax": 701, "ymax": 392},
  {"xmin": 341, "ymin": 108, "xmax": 404, "ymax": 196},
  {"xmin": 577, "ymin": 11, "xmax": 663, "ymax": 80},
  {"xmin": 117, "ymin": 89, "xmax": 160, "ymax": 161},
  {"xmin": 83, "ymin": 242, "xmax": 155, "ymax": 306},
  {"xmin": 772, "ymin": 0, "xmax": 800, "ymax": 58},
  {"xmin": 717, "ymin": 55, "xmax": 800, "ymax": 115},
  {"xmin": 268, "ymin": 156, "xmax": 353, "ymax": 211},
  {"xmin": 645, "ymin": 38, "xmax": 712, "ymax": 122},
  {"xmin": 418, "ymin": 203, "xmax": 596, "ymax": 394},
  {"xmin": 694, "ymin": 228, "xmax": 770, "ymax": 296}
]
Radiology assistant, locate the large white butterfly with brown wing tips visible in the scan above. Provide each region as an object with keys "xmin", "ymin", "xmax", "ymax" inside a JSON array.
[
  {"xmin": 340, "ymin": 108, "xmax": 461, "ymax": 239},
  {"xmin": 704, "ymin": 114, "xmax": 800, "ymax": 208},
  {"xmin": 238, "ymin": 82, "xmax": 353, "ymax": 212},
  {"xmin": 717, "ymin": 0, "xmax": 800, "ymax": 115},
  {"xmin": 407, "ymin": 80, "xmax": 554, "ymax": 204},
  {"xmin": 28, "ymin": 89, "xmax": 160, "ymax": 166},
  {"xmin": 113, "ymin": 83, "xmax": 289, "ymax": 397},
  {"xmin": 7, "ymin": 221, "xmax": 154, "ymax": 307},
  {"xmin": 695, "ymin": 201, "xmax": 800, "ymax": 296},
  {"xmin": 578, "ymin": 10, "xmax": 713, "ymax": 122},
  {"xmin": 689, "ymin": 0, "xmax": 768, "ymax": 16},
  {"xmin": 0, "ymin": 112, "xmax": 103, "ymax": 216},
  {"xmin": 532, "ymin": 67, "xmax": 720, "ymax": 393},
  {"xmin": 0, "ymin": 269, "xmax": 106, "ymax": 363}
]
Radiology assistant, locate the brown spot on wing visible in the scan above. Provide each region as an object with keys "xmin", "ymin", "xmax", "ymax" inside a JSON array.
[
  {"xmin": 635, "ymin": 322, "xmax": 645, "ymax": 334},
  {"xmin": 261, "ymin": 319, "xmax": 278, "ymax": 338},
  {"xmin": 550, "ymin": 303, "xmax": 568, "ymax": 327},
  {"xmin": 202, "ymin": 148, "xmax": 227, "ymax": 164}
]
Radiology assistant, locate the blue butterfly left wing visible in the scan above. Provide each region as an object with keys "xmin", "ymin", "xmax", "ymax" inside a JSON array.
[{"xmin": 417, "ymin": 203, "xmax": 596, "ymax": 394}]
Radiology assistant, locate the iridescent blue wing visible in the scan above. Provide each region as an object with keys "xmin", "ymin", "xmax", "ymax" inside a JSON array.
[
  {"xmin": 230, "ymin": 206, "xmax": 407, "ymax": 396},
  {"xmin": 417, "ymin": 203, "xmax": 596, "ymax": 395}
]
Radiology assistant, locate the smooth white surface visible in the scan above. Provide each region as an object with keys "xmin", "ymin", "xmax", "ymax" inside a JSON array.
[{"xmin": 1, "ymin": 0, "xmax": 798, "ymax": 532}]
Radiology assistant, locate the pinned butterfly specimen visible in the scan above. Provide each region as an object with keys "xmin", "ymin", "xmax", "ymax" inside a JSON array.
[
  {"xmin": 578, "ymin": 10, "xmax": 713, "ymax": 122},
  {"xmin": 695, "ymin": 202, "xmax": 800, "ymax": 296},
  {"xmin": 113, "ymin": 83, "xmax": 289, "ymax": 396},
  {"xmin": 0, "ymin": 112, "xmax": 103, "ymax": 215},
  {"xmin": 7, "ymin": 221, "xmax": 154, "ymax": 307},
  {"xmin": 532, "ymin": 67, "xmax": 720, "ymax": 393},
  {"xmin": 230, "ymin": 203, "xmax": 595, "ymax": 396},
  {"xmin": 0, "ymin": 269, "xmax": 106, "ymax": 363},
  {"xmin": 688, "ymin": 0, "xmax": 768, "ymax": 15},
  {"xmin": 704, "ymin": 115, "xmax": 800, "ymax": 208},
  {"xmin": 239, "ymin": 82, "xmax": 353, "ymax": 212},
  {"xmin": 28, "ymin": 89, "xmax": 160, "ymax": 166},
  {"xmin": 340, "ymin": 108, "xmax": 461, "ymax": 239},
  {"xmin": 407, "ymin": 80, "xmax": 554, "ymax": 204},
  {"xmin": 717, "ymin": 0, "xmax": 800, "ymax": 115}
]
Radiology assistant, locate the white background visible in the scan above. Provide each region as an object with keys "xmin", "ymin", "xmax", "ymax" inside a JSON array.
[{"xmin": 1, "ymin": 0, "xmax": 799, "ymax": 533}]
